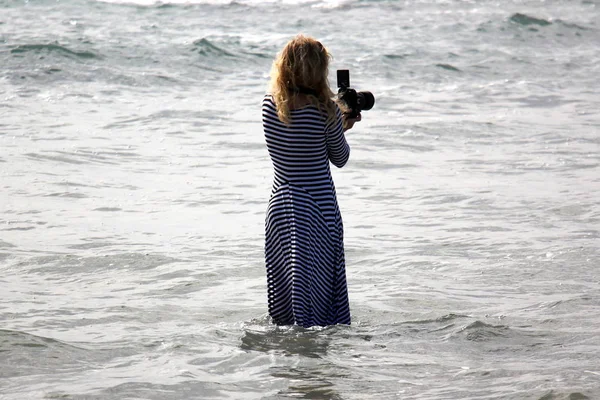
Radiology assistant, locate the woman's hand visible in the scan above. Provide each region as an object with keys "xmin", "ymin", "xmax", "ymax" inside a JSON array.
[{"xmin": 343, "ymin": 113, "xmax": 362, "ymax": 132}]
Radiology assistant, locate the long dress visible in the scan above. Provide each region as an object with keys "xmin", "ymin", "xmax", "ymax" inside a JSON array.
[{"xmin": 262, "ymin": 94, "xmax": 351, "ymax": 327}]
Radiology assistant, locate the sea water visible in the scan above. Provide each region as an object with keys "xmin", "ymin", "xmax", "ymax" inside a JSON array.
[{"xmin": 1, "ymin": 0, "xmax": 599, "ymax": 398}]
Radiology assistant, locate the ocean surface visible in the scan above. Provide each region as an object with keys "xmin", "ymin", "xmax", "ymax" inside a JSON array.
[{"xmin": 1, "ymin": 0, "xmax": 599, "ymax": 398}]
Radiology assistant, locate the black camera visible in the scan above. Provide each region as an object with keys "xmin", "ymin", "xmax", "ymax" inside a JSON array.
[{"xmin": 336, "ymin": 69, "xmax": 375, "ymax": 119}]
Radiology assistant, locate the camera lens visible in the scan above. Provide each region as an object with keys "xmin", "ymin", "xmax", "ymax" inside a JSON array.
[{"xmin": 357, "ymin": 91, "xmax": 375, "ymax": 111}]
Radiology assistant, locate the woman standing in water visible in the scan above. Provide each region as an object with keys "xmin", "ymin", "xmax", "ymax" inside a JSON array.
[{"xmin": 262, "ymin": 34, "xmax": 360, "ymax": 327}]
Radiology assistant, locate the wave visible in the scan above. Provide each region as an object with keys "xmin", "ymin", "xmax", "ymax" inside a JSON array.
[
  {"xmin": 435, "ymin": 63, "xmax": 461, "ymax": 72},
  {"xmin": 10, "ymin": 43, "xmax": 100, "ymax": 60},
  {"xmin": 0, "ymin": 239, "xmax": 16, "ymax": 248},
  {"xmin": 191, "ymin": 37, "xmax": 271, "ymax": 63},
  {"xmin": 0, "ymin": 329, "xmax": 84, "ymax": 350},
  {"xmin": 98, "ymin": 0, "xmax": 238, "ymax": 5},
  {"xmin": 192, "ymin": 38, "xmax": 236, "ymax": 58},
  {"xmin": 95, "ymin": 0, "xmax": 357, "ymax": 11},
  {"xmin": 509, "ymin": 13, "xmax": 551, "ymax": 27},
  {"xmin": 456, "ymin": 320, "xmax": 510, "ymax": 342},
  {"xmin": 508, "ymin": 13, "xmax": 594, "ymax": 33},
  {"xmin": 477, "ymin": 13, "xmax": 593, "ymax": 36},
  {"xmin": 555, "ymin": 20, "xmax": 591, "ymax": 31},
  {"xmin": 97, "ymin": 0, "xmax": 288, "ymax": 7},
  {"xmin": 383, "ymin": 53, "xmax": 409, "ymax": 60},
  {"xmin": 536, "ymin": 390, "xmax": 592, "ymax": 400},
  {"xmin": 400, "ymin": 313, "xmax": 470, "ymax": 325}
]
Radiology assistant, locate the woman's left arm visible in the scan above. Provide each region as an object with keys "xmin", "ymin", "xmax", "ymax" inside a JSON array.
[
  {"xmin": 343, "ymin": 113, "xmax": 361, "ymax": 132},
  {"xmin": 326, "ymin": 107, "xmax": 351, "ymax": 168}
]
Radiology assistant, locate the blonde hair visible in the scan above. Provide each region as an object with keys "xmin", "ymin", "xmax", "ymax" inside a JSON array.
[{"xmin": 269, "ymin": 34, "xmax": 338, "ymax": 126}]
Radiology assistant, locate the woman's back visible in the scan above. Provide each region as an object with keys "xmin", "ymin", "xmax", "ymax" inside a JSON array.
[{"xmin": 262, "ymin": 95, "xmax": 349, "ymax": 215}]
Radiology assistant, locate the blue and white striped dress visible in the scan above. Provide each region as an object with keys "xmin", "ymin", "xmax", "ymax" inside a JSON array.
[{"xmin": 262, "ymin": 94, "xmax": 351, "ymax": 327}]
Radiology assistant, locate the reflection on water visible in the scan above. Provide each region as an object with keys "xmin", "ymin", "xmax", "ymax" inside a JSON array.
[
  {"xmin": 240, "ymin": 325, "xmax": 332, "ymax": 359},
  {"xmin": 268, "ymin": 365, "xmax": 345, "ymax": 400},
  {"xmin": 240, "ymin": 323, "xmax": 347, "ymax": 399}
]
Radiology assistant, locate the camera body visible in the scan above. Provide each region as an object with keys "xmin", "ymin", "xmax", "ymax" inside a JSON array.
[{"xmin": 336, "ymin": 69, "xmax": 375, "ymax": 119}]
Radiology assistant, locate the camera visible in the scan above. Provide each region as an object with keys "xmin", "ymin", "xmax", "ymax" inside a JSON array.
[{"xmin": 336, "ymin": 69, "xmax": 375, "ymax": 119}]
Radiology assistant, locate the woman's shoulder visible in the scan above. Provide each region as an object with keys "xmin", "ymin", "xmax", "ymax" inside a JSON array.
[{"xmin": 262, "ymin": 93, "xmax": 276, "ymax": 108}]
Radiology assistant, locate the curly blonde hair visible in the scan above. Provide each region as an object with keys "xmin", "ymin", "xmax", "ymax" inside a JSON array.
[{"xmin": 269, "ymin": 34, "xmax": 339, "ymax": 126}]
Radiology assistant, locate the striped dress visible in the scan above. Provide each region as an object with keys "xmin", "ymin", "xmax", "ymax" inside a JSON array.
[{"xmin": 262, "ymin": 94, "xmax": 351, "ymax": 327}]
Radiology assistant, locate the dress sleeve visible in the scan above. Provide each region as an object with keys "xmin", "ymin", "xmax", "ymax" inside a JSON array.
[{"xmin": 325, "ymin": 105, "xmax": 350, "ymax": 168}]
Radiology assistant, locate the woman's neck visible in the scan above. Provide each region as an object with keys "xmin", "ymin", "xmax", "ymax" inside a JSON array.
[{"xmin": 289, "ymin": 94, "xmax": 312, "ymax": 110}]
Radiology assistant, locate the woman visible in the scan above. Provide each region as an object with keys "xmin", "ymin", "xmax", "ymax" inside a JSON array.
[{"xmin": 262, "ymin": 34, "xmax": 360, "ymax": 328}]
